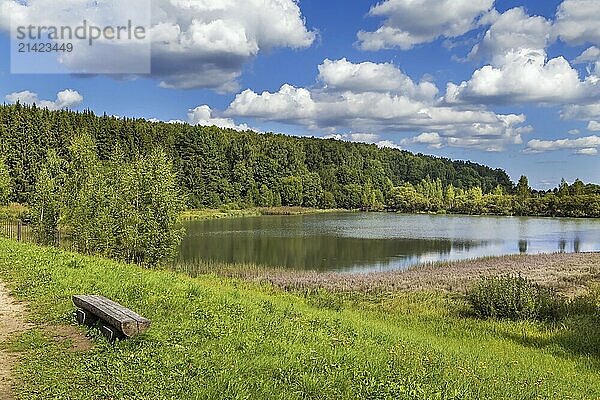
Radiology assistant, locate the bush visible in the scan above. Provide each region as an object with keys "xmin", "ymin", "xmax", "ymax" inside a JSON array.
[{"xmin": 467, "ymin": 275, "xmax": 566, "ymax": 322}]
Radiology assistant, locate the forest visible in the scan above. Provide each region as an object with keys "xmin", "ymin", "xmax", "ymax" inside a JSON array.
[{"xmin": 0, "ymin": 103, "xmax": 599, "ymax": 219}]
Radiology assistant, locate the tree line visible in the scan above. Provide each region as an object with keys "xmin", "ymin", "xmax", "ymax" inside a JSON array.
[
  {"xmin": 386, "ymin": 176, "xmax": 600, "ymax": 217},
  {"xmin": 0, "ymin": 103, "xmax": 598, "ymax": 219},
  {"xmin": 0, "ymin": 103, "xmax": 511, "ymax": 210}
]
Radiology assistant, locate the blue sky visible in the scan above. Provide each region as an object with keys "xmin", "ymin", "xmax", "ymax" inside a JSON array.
[{"xmin": 1, "ymin": 0, "xmax": 600, "ymax": 188}]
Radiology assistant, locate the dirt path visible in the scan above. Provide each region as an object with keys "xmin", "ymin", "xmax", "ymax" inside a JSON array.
[{"xmin": 0, "ymin": 281, "xmax": 32, "ymax": 400}]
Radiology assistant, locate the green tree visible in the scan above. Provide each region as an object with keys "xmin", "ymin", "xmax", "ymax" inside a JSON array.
[
  {"xmin": 516, "ymin": 175, "xmax": 531, "ymax": 198},
  {"xmin": 0, "ymin": 158, "xmax": 11, "ymax": 205},
  {"xmin": 388, "ymin": 184, "xmax": 429, "ymax": 213},
  {"xmin": 320, "ymin": 191, "xmax": 336, "ymax": 209},
  {"xmin": 444, "ymin": 184, "xmax": 455, "ymax": 209},
  {"xmin": 31, "ymin": 150, "xmax": 65, "ymax": 244},
  {"xmin": 258, "ymin": 184, "xmax": 274, "ymax": 207},
  {"xmin": 301, "ymin": 172, "xmax": 323, "ymax": 208},
  {"xmin": 132, "ymin": 149, "xmax": 185, "ymax": 265},
  {"xmin": 557, "ymin": 178, "xmax": 570, "ymax": 197},
  {"xmin": 571, "ymin": 179, "xmax": 585, "ymax": 195},
  {"xmin": 280, "ymin": 176, "xmax": 303, "ymax": 206}
]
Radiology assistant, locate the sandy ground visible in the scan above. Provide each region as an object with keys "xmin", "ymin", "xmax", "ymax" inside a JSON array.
[
  {"xmin": 211, "ymin": 252, "xmax": 600, "ymax": 296},
  {"xmin": 0, "ymin": 281, "xmax": 31, "ymax": 400}
]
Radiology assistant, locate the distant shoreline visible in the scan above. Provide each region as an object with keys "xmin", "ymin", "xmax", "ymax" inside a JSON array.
[{"xmin": 178, "ymin": 207, "xmax": 600, "ymax": 222}]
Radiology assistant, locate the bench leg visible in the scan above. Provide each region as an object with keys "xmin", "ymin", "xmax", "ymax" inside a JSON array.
[
  {"xmin": 100, "ymin": 324, "xmax": 124, "ymax": 342},
  {"xmin": 75, "ymin": 309, "xmax": 98, "ymax": 326}
]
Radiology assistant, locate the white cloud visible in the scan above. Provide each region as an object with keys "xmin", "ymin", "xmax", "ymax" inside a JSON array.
[
  {"xmin": 375, "ymin": 140, "xmax": 402, "ymax": 150},
  {"xmin": 526, "ymin": 135, "xmax": 600, "ymax": 155},
  {"xmin": 574, "ymin": 46, "xmax": 600, "ymax": 64},
  {"xmin": 568, "ymin": 129, "xmax": 580, "ymax": 135},
  {"xmin": 588, "ymin": 121, "xmax": 600, "ymax": 131},
  {"xmin": 447, "ymin": 49, "xmax": 599, "ymax": 105},
  {"xmin": 5, "ymin": 89, "xmax": 83, "ymax": 110},
  {"xmin": 576, "ymin": 147, "xmax": 598, "ymax": 155},
  {"xmin": 554, "ymin": 0, "xmax": 600, "ymax": 46},
  {"xmin": 227, "ymin": 84, "xmax": 316, "ymax": 123},
  {"xmin": 468, "ymin": 8, "xmax": 553, "ymax": 63},
  {"xmin": 347, "ymin": 133, "xmax": 380, "ymax": 143},
  {"xmin": 562, "ymin": 102, "xmax": 600, "ymax": 120},
  {"xmin": 187, "ymin": 105, "xmax": 250, "ymax": 131},
  {"xmin": 0, "ymin": 0, "xmax": 315, "ymax": 91},
  {"xmin": 318, "ymin": 58, "xmax": 438, "ymax": 100},
  {"xmin": 357, "ymin": 0, "xmax": 494, "ymax": 51},
  {"xmin": 323, "ymin": 133, "xmax": 402, "ymax": 150},
  {"xmin": 402, "ymin": 132, "xmax": 443, "ymax": 149},
  {"xmin": 227, "ymin": 58, "xmax": 530, "ymax": 152}
]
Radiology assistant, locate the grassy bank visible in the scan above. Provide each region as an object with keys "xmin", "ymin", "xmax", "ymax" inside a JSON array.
[
  {"xmin": 179, "ymin": 208, "xmax": 262, "ymax": 221},
  {"xmin": 180, "ymin": 206, "xmax": 352, "ymax": 221},
  {"xmin": 1, "ymin": 239, "xmax": 600, "ymax": 399}
]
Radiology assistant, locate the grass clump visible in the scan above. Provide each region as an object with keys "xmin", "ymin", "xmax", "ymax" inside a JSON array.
[{"xmin": 467, "ymin": 275, "xmax": 566, "ymax": 322}]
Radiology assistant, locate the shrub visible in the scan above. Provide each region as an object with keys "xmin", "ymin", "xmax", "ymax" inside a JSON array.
[{"xmin": 467, "ymin": 275, "xmax": 566, "ymax": 322}]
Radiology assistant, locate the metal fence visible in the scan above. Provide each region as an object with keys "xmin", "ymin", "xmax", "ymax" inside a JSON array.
[{"xmin": 0, "ymin": 219, "xmax": 34, "ymax": 243}]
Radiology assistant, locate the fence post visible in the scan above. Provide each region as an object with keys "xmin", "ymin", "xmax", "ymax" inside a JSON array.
[{"xmin": 17, "ymin": 220, "xmax": 22, "ymax": 242}]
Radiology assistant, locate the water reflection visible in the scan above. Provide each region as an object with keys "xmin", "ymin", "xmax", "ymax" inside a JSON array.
[
  {"xmin": 519, "ymin": 240, "xmax": 528, "ymax": 254},
  {"xmin": 559, "ymin": 239, "xmax": 567, "ymax": 253},
  {"xmin": 178, "ymin": 213, "xmax": 600, "ymax": 273}
]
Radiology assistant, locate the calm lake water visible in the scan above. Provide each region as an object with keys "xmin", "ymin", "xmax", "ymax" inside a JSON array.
[{"xmin": 178, "ymin": 213, "xmax": 600, "ymax": 273}]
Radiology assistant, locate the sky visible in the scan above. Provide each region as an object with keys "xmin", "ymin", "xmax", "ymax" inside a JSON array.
[{"xmin": 1, "ymin": 0, "xmax": 600, "ymax": 189}]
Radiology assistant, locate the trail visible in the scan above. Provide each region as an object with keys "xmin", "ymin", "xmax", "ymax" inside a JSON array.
[{"xmin": 0, "ymin": 281, "xmax": 31, "ymax": 400}]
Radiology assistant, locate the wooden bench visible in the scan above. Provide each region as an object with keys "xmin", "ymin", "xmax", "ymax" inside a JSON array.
[{"xmin": 73, "ymin": 295, "xmax": 151, "ymax": 341}]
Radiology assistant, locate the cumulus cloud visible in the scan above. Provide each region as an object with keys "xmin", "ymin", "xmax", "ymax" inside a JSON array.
[
  {"xmin": 402, "ymin": 132, "xmax": 443, "ymax": 149},
  {"xmin": 446, "ymin": 49, "xmax": 599, "ymax": 105},
  {"xmin": 187, "ymin": 105, "xmax": 250, "ymax": 131},
  {"xmin": 227, "ymin": 59, "xmax": 530, "ymax": 152},
  {"xmin": 574, "ymin": 46, "xmax": 600, "ymax": 64},
  {"xmin": 588, "ymin": 121, "xmax": 600, "ymax": 131},
  {"xmin": 5, "ymin": 89, "xmax": 83, "ymax": 110},
  {"xmin": 526, "ymin": 135, "xmax": 600, "ymax": 155},
  {"xmin": 568, "ymin": 129, "xmax": 580, "ymax": 135},
  {"xmin": 357, "ymin": 0, "xmax": 494, "ymax": 51},
  {"xmin": 0, "ymin": 0, "xmax": 315, "ymax": 91},
  {"xmin": 446, "ymin": 2, "xmax": 600, "ymax": 119},
  {"xmin": 554, "ymin": 0, "xmax": 600, "ymax": 46},
  {"xmin": 562, "ymin": 102, "xmax": 600, "ymax": 121},
  {"xmin": 468, "ymin": 8, "xmax": 553, "ymax": 63},
  {"xmin": 228, "ymin": 84, "xmax": 316, "ymax": 124},
  {"xmin": 318, "ymin": 58, "xmax": 438, "ymax": 100}
]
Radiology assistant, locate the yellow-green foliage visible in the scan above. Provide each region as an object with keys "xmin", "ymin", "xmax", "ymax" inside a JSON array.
[
  {"xmin": 1, "ymin": 239, "xmax": 600, "ymax": 399},
  {"xmin": 0, "ymin": 203, "xmax": 29, "ymax": 220},
  {"xmin": 179, "ymin": 208, "xmax": 261, "ymax": 221}
]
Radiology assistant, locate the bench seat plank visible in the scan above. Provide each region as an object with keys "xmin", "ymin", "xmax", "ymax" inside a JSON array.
[{"xmin": 73, "ymin": 295, "xmax": 151, "ymax": 337}]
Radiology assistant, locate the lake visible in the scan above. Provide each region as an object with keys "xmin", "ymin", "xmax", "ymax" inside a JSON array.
[{"xmin": 178, "ymin": 213, "xmax": 600, "ymax": 273}]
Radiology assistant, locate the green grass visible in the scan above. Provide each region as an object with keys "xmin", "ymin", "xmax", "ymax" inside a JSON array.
[
  {"xmin": 1, "ymin": 238, "xmax": 600, "ymax": 399},
  {"xmin": 179, "ymin": 208, "xmax": 262, "ymax": 221},
  {"xmin": 179, "ymin": 207, "xmax": 351, "ymax": 221}
]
